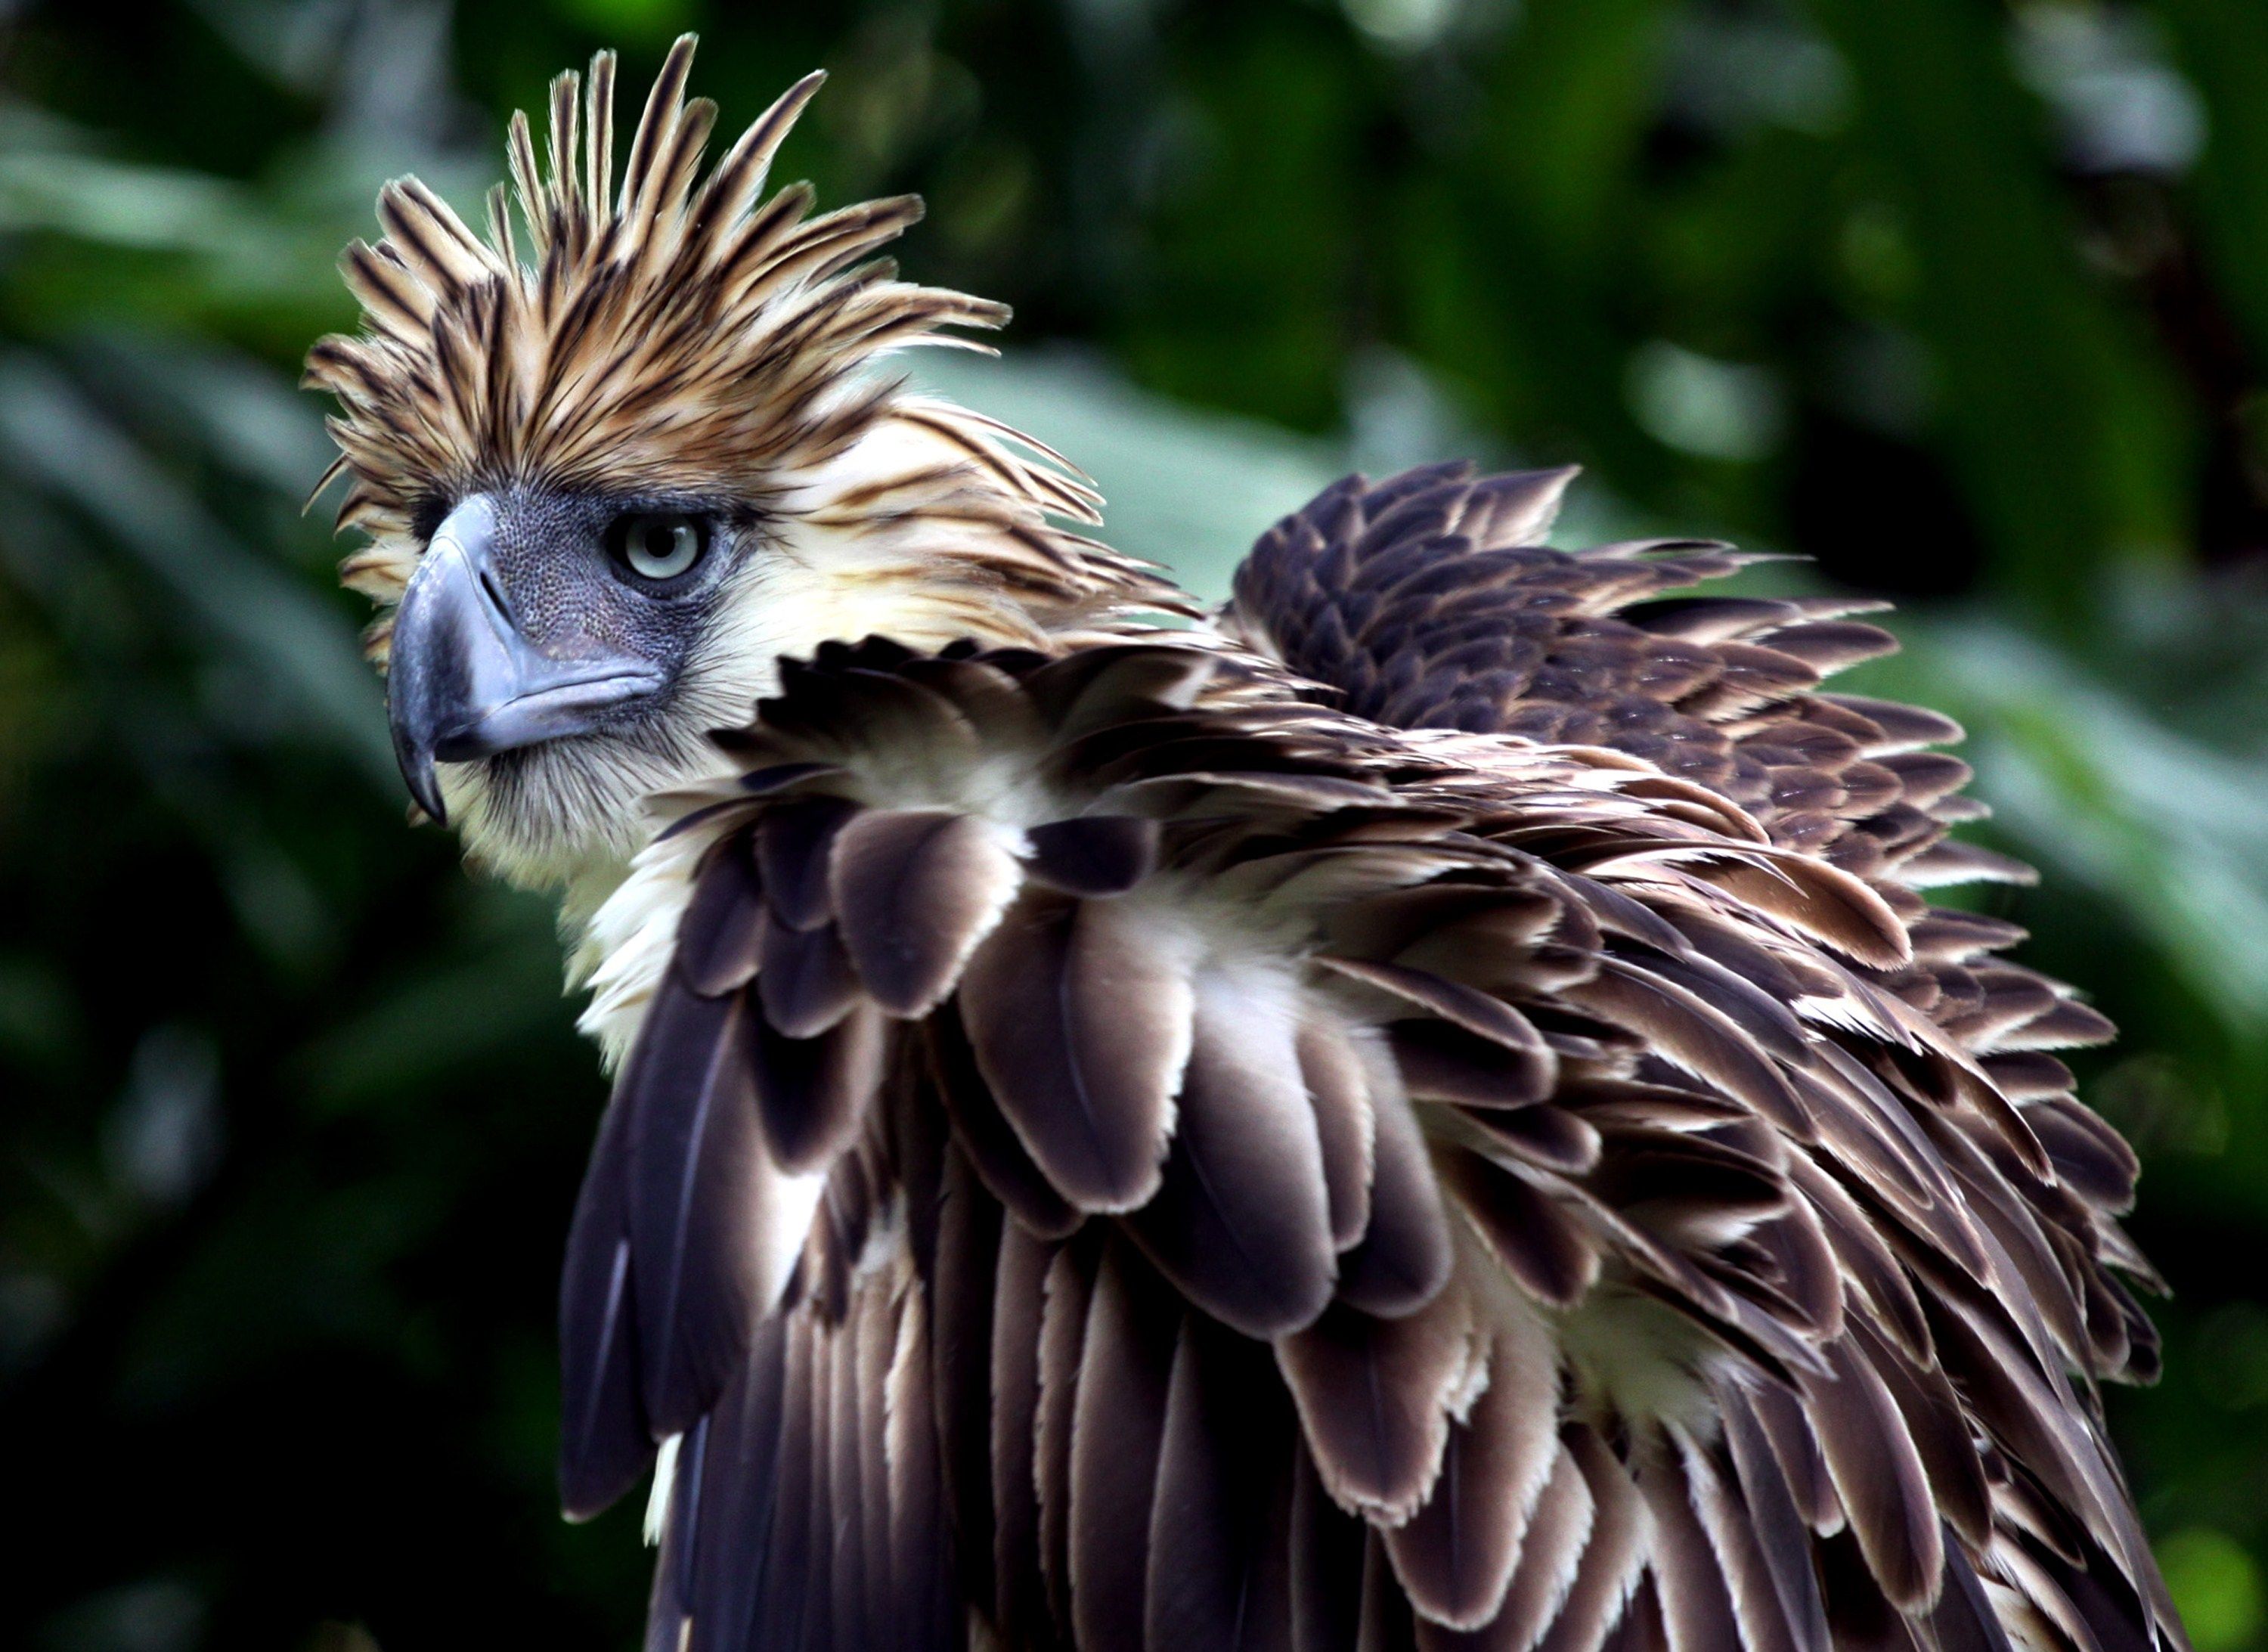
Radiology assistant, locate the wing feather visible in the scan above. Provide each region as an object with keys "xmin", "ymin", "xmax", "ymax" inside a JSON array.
[
  {"xmin": 1146, "ymin": 1314, "xmax": 1300, "ymax": 1652},
  {"xmin": 558, "ymin": 1086, "xmax": 653, "ymax": 1519},
  {"xmin": 959, "ymin": 891, "xmax": 1193, "ymax": 1212},
  {"xmin": 578, "ymin": 634, "xmax": 2176, "ymax": 1652},
  {"xmin": 1070, "ymin": 1242, "xmax": 1178, "ymax": 1652},
  {"xmin": 1294, "ymin": 1444, "xmax": 1372, "ymax": 1652},
  {"xmin": 1126, "ymin": 978, "xmax": 1337, "ymax": 1337},
  {"xmin": 1383, "ymin": 1311, "xmax": 1563, "ymax": 1630},
  {"xmin": 1278, "ymin": 1287, "xmax": 1483, "ymax": 1525},
  {"xmin": 1036, "ymin": 1241, "xmax": 1095, "ymax": 1635},
  {"xmin": 990, "ymin": 1222, "xmax": 1055, "ymax": 1647},
  {"xmin": 1631, "ymin": 1449, "xmax": 1744, "ymax": 1652}
]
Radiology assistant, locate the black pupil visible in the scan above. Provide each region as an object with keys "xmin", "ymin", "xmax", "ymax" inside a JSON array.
[{"xmin": 645, "ymin": 523, "xmax": 677, "ymax": 562}]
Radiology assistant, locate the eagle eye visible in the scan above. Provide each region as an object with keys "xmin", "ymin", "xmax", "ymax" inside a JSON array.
[{"xmin": 606, "ymin": 511, "xmax": 712, "ymax": 586}]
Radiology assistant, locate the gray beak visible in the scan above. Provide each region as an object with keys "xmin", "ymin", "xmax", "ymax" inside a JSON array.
[{"xmin": 386, "ymin": 495, "xmax": 662, "ymax": 826}]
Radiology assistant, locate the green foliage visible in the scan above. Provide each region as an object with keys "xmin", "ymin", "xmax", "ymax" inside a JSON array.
[
  {"xmin": 2163, "ymin": 1529, "xmax": 2266, "ymax": 1652},
  {"xmin": 4, "ymin": 1, "xmax": 2266, "ymax": 1647}
]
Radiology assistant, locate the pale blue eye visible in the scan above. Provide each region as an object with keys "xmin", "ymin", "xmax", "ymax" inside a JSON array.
[{"xmin": 609, "ymin": 513, "xmax": 710, "ymax": 583}]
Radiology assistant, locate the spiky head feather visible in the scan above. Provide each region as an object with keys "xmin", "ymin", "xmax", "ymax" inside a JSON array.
[{"xmin": 307, "ymin": 36, "xmax": 1185, "ymax": 660}]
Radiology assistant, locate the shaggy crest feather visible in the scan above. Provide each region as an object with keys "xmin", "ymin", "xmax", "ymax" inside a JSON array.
[{"xmin": 307, "ymin": 34, "xmax": 1185, "ymax": 665}]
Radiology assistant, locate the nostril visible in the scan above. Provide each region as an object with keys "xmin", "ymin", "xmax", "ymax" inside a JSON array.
[{"xmin": 477, "ymin": 565, "xmax": 512, "ymax": 621}]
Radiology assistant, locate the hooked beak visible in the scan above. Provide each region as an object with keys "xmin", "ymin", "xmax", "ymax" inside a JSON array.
[{"xmin": 386, "ymin": 496, "xmax": 662, "ymax": 826}]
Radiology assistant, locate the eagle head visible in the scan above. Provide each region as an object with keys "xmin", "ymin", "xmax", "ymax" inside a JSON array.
[{"xmin": 307, "ymin": 36, "xmax": 1183, "ymax": 888}]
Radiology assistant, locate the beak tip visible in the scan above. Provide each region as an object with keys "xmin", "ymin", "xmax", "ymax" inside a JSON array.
[
  {"xmin": 391, "ymin": 711, "xmax": 451, "ymax": 826},
  {"xmin": 404, "ymin": 758, "xmax": 449, "ymax": 829}
]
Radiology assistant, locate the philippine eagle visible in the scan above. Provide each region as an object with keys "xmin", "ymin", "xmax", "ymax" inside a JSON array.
[{"xmin": 305, "ymin": 38, "xmax": 2183, "ymax": 1652}]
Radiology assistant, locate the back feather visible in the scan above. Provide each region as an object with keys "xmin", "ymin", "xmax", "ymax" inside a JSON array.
[
  {"xmin": 569, "ymin": 625, "xmax": 2179, "ymax": 1652},
  {"xmin": 1226, "ymin": 463, "xmax": 2136, "ymax": 1345}
]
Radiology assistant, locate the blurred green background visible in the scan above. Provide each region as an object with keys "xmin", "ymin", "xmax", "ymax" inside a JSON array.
[{"xmin": 5, "ymin": 0, "xmax": 2268, "ymax": 1647}]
